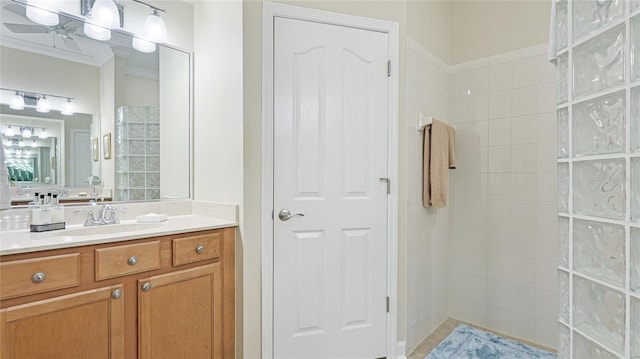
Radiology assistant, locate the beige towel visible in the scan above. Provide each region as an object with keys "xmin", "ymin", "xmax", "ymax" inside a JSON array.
[{"xmin": 423, "ymin": 119, "xmax": 456, "ymax": 208}]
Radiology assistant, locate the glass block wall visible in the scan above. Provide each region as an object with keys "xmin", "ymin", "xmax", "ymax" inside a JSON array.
[
  {"xmin": 114, "ymin": 106, "xmax": 161, "ymax": 201},
  {"xmin": 557, "ymin": 1, "xmax": 639, "ymax": 358}
]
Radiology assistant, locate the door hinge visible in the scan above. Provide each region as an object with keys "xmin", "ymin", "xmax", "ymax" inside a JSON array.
[
  {"xmin": 379, "ymin": 177, "xmax": 390, "ymax": 194},
  {"xmin": 387, "ymin": 60, "xmax": 391, "ymax": 77},
  {"xmin": 386, "ymin": 296, "xmax": 390, "ymax": 313}
]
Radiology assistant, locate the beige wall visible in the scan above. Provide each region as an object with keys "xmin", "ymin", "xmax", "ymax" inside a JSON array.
[
  {"xmin": 407, "ymin": 0, "xmax": 451, "ymax": 64},
  {"xmin": 450, "ymin": 0, "xmax": 551, "ymax": 64}
]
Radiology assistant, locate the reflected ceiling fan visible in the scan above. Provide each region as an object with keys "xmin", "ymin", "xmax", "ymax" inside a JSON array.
[{"xmin": 2, "ymin": 3, "xmax": 82, "ymax": 51}]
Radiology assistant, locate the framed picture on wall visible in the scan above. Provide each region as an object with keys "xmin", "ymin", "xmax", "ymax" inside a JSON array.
[
  {"xmin": 103, "ymin": 133, "xmax": 112, "ymax": 159},
  {"xmin": 92, "ymin": 138, "xmax": 99, "ymax": 162}
]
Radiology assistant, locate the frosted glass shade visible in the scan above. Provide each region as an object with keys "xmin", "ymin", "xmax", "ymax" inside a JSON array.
[
  {"xmin": 26, "ymin": 0, "xmax": 58, "ymax": 26},
  {"xmin": 61, "ymin": 100, "xmax": 74, "ymax": 116},
  {"xmin": 143, "ymin": 13, "xmax": 167, "ymax": 43},
  {"xmin": 89, "ymin": 0, "xmax": 119, "ymax": 29},
  {"xmin": 9, "ymin": 93, "xmax": 24, "ymax": 110},
  {"xmin": 132, "ymin": 37, "xmax": 156, "ymax": 53},
  {"xmin": 36, "ymin": 96, "xmax": 50, "ymax": 113},
  {"xmin": 84, "ymin": 22, "xmax": 111, "ymax": 41}
]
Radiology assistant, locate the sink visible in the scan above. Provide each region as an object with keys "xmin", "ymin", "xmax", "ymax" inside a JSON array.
[{"xmin": 54, "ymin": 223, "xmax": 162, "ymax": 237}]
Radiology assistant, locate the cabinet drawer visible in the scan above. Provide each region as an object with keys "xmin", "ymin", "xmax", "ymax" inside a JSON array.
[
  {"xmin": 173, "ymin": 233, "xmax": 221, "ymax": 266},
  {"xmin": 95, "ymin": 241, "xmax": 161, "ymax": 280},
  {"xmin": 0, "ymin": 254, "xmax": 80, "ymax": 300}
]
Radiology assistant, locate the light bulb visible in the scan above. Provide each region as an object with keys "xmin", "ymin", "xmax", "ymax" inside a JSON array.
[
  {"xmin": 39, "ymin": 128, "xmax": 48, "ymax": 139},
  {"xmin": 84, "ymin": 22, "xmax": 111, "ymax": 41},
  {"xmin": 26, "ymin": 0, "xmax": 59, "ymax": 26},
  {"xmin": 22, "ymin": 128, "xmax": 32, "ymax": 138},
  {"xmin": 4, "ymin": 126, "xmax": 14, "ymax": 137},
  {"xmin": 18, "ymin": 140, "xmax": 25, "ymax": 148},
  {"xmin": 61, "ymin": 99, "xmax": 74, "ymax": 115},
  {"xmin": 132, "ymin": 37, "xmax": 156, "ymax": 53},
  {"xmin": 31, "ymin": 140, "xmax": 38, "ymax": 148},
  {"xmin": 89, "ymin": 0, "xmax": 119, "ymax": 29},
  {"xmin": 36, "ymin": 95, "xmax": 50, "ymax": 113},
  {"xmin": 10, "ymin": 92, "xmax": 24, "ymax": 110},
  {"xmin": 143, "ymin": 12, "xmax": 167, "ymax": 43}
]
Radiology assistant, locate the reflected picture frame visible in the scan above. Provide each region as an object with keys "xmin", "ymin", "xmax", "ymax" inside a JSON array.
[
  {"xmin": 103, "ymin": 133, "xmax": 112, "ymax": 159},
  {"xmin": 92, "ymin": 138, "xmax": 99, "ymax": 162}
]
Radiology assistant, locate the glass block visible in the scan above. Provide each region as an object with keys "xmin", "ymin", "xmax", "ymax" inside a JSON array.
[
  {"xmin": 633, "ymin": 15, "xmax": 640, "ymax": 81},
  {"xmin": 632, "ymin": 87, "xmax": 640, "ymax": 152},
  {"xmin": 146, "ymin": 124, "xmax": 160, "ymax": 139},
  {"xmin": 129, "ymin": 140, "xmax": 146, "ymax": 155},
  {"xmin": 115, "ymin": 139, "xmax": 128, "ymax": 155},
  {"xmin": 558, "ymin": 54, "xmax": 569, "ymax": 104},
  {"xmin": 146, "ymin": 173, "xmax": 160, "ymax": 188},
  {"xmin": 558, "ymin": 107, "xmax": 569, "ymax": 158},
  {"xmin": 146, "ymin": 156, "xmax": 160, "ymax": 171},
  {"xmin": 557, "ymin": 1, "xmax": 568, "ymax": 51},
  {"xmin": 129, "ymin": 156, "xmax": 145, "ymax": 171},
  {"xmin": 632, "ymin": 297, "xmax": 640, "ymax": 358},
  {"xmin": 559, "ymin": 324, "xmax": 570, "ymax": 359},
  {"xmin": 146, "ymin": 140, "xmax": 160, "ymax": 155},
  {"xmin": 573, "ymin": 91, "xmax": 625, "ymax": 156},
  {"xmin": 632, "ymin": 228, "xmax": 640, "ymax": 293},
  {"xmin": 559, "ymin": 216, "xmax": 570, "ymax": 267},
  {"xmin": 573, "ymin": 0, "xmax": 624, "ymax": 41},
  {"xmin": 130, "ymin": 189, "xmax": 146, "ymax": 200},
  {"xmin": 147, "ymin": 107, "xmax": 160, "ymax": 123},
  {"xmin": 633, "ymin": 158, "xmax": 640, "ymax": 221},
  {"xmin": 573, "ymin": 219, "xmax": 625, "ymax": 287},
  {"xmin": 574, "ymin": 26, "xmax": 625, "ymax": 99},
  {"xmin": 559, "ymin": 269, "xmax": 570, "ymax": 324},
  {"xmin": 130, "ymin": 173, "xmax": 145, "ymax": 188},
  {"xmin": 114, "ymin": 189, "xmax": 128, "ymax": 202},
  {"xmin": 574, "ymin": 331, "xmax": 619, "ymax": 359},
  {"xmin": 559, "ymin": 163, "xmax": 570, "ymax": 213},
  {"xmin": 128, "ymin": 124, "xmax": 146, "ymax": 139},
  {"xmin": 573, "ymin": 159, "xmax": 625, "ymax": 220},
  {"xmin": 116, "ymin": 174, "xmax": 128, "ymax": 189},
  {"xmin": 146, "ymin": 189, "xmax": 160, "ymax": 199},
  {"xmin": 130, "ymin": 107, "xmax": 146, "ymax": 123},
  {"xmin": 116, "ymin": 157, "xmax": 128, "ymax": 173},
  {"xmin": 573, "ymin": 276, "xmax": 625, "ymax": 354}
]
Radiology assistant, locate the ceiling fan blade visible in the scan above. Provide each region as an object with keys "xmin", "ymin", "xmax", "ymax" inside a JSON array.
[
  {"xmin": 62, "ymin": 36, "xmax": 81, "ymax": 51},
  {"xmin": 3, "ymin": 3, "xmax": 27, "ymax": 18},
  {"xmin": 4, "ymin": 23, "xmax": 50, "ymax": 34}
]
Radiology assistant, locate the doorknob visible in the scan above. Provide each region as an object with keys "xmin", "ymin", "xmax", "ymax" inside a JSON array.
[{"xmin": 278, "ymin": 209, "xmax": 305, "ymax": 221}]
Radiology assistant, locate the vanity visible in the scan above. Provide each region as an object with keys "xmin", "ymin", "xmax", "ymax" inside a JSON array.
[{"xmin": 0, "ymin": 201, "xmax": 237, "ymax": 359}]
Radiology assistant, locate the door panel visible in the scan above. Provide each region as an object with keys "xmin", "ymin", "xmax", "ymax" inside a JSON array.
[{"xmin": 273, "ymin": 17, "xmax": 389, "ymax": 359}]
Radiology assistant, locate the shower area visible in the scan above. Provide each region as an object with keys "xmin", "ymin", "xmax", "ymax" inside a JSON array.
[{"xmin": 404, "ymin": 0, "xmax": 637, "ymax": 358}]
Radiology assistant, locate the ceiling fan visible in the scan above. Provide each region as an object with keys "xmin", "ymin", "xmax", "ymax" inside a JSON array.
[{"xmin": 2, "ymin": 3, "xmax": 82, "ymax": 52}]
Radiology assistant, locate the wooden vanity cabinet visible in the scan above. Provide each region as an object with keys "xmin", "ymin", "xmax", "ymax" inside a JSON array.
[{"xmin": 0, "ymin": 227, "xmax": 235, "ymax": 359}]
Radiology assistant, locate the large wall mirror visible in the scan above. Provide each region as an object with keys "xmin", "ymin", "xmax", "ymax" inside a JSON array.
[{"xmin": 0, "ymin": 0, "xmax": 191, "ymax": 206}]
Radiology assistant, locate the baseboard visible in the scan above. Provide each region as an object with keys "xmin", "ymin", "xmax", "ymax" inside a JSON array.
[{"xmin": 396, "ymin": 341, "xmax": 407, "ymax": 359}]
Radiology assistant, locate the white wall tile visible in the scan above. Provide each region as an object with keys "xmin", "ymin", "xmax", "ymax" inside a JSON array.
[
  {"xmin": 512, "ymin": 144, "xmax": 538, "ymax": 172},
  {"xmin": 489, "ymin": 118, "xmax": 512, "ymax": 146},
  {"xmin": 512, "ymin": 201, "xmax": 538, "ymax": 231},
  {"xmin": 535, "ymin": 230, "xmax": 558, "ymax": 261},
  {"xmin": 508, "ymin": 311, "xmax": 536, "ymax": 343},
  {"xmin": 535, "ymin": 288, "xmax": 558, "ymax": 321},
  {"xmin": 535, "ymin": 259, "xmax": 558, "ymax": 291},
  {"xmin": 489, "ymin": 145, "xmax": 512, "ymax": 172},
  {"xmin": 467, "ymin": 301, "xmax": 488, "ymax": 327},
  {"xmin": 513, "ymin": 57, "xmax": 539, "ymax": 88},
  {"xmin": 489, "ymin": 90, "xmax": 512, "ymax": 119},
  {"xmin": 508, "ymin": 256, "xmax": 536, "ymax": 286},
  {"xmin": 537, "ymin": 172, "xmax": 557, "ymax": 202},
  {"xmin": 537, "ymin": 55, "xmax": 557, "ymax": 84},
  {"xmin": 512, "ymin": 86, "xmax": 538, "ymax": 117},
  {"xmin": 450, "ymin": 71, "xmax": 469, "ymax": 98},
  {"xmin": 537, "ymin": 202, "xmax": 558, "ymax": 232},
  {"xmin": 450, "ymin": 96, "xmax": 468, "ymax": 123},
  {"xmin": 467, "ymin": 172, "xmax": 488, "ymax": 199},
  {"xmin": 509, "ymin": 230, "xmax": 537, "ymax": 258},
  {"xmin": 467, "ymin": 198, "xmax": 489, "ymax": 228},
  {"xmin": 488, "ymin": 173, "xmax": 512, "ymax": 200},
  {"xmin": 512, "ymin": 172, "xmax": 538, "ymax": 201},
  {"xmin": 487, "ymin": 306, "xmax": 511, "ymax": 334},
  {"xmin": 468, "ymin": 67, "xmax": 489, "ymax": 95},
  {"xmin": 488, "ymin": 251, "xmax": 510, "ymax": 282},
  {"xmin": 490, "ymin": 62, "xmax": 513, "ymax": 91},
  {"xmin": 488, "ymin": 199, "xmax": 512, "ymax": 228},
  {"xmin": 467, "ymin": 120, "xmax": 489, "ymax": 147},
  {"xmin": 536, "ymin": 112, "xmax": 558, "ymax": 143},
  {"xmin": 509, "ymin": 284, "xmax": 536, "ymax": 315},
  {"xmin": 535, "ymin": 318, "xmax": 558, "ymax": 349},
  {"xmin": 468, "ymin": 94, "xmax": 489, "ymax": 121},
  {"xmin": 512, "ymin": 115, "xmax": 538, "ymax": 144},
  {"xmin": 467, "ymin": 275, "xmax": 488, "ymax": 303},
  {"xmin": 538, "ymin": 83, "xmax": 558, "ymax": 114},
  {"xmin": 537, "ymin": 142, "xmax": 557, "ymax": 172},
  {"xmin": 488, "ymin": 280, "xmax": 510, "ymax": 308},
  {"xmin": 465, "ymin": 146, "xmax": 488, "ymax": 172}
]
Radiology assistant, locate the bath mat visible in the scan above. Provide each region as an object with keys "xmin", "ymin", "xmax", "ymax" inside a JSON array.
[{"xmin": 425, "ymin": 324, "xmax": 557, "ymax": 359}]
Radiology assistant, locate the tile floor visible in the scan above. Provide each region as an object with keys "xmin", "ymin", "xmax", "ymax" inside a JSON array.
[{"xmin": 408, "ymin": 318, "xmax": 557, "ymax": 358}]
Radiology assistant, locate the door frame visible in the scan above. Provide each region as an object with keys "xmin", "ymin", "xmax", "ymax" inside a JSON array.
[{"xmin": 261, "ymin": 2, "xmax": 400, "ymax": 358}]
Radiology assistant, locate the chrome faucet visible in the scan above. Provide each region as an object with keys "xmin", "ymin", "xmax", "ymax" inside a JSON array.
[{"xmin": 75, "ymin": 204, "xmax": 126, "ymax": 226}]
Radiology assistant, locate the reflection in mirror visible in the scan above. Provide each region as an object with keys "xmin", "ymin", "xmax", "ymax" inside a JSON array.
[{"xmin": 0, "ymin": 0, "xmax": 191, "ymax": 206}]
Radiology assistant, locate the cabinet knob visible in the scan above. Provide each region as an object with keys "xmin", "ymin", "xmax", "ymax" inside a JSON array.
[
  {"xmin": 128, "ymin": 256, "xmax": 138, "ymax": 265},
  {"xmin": 196, "ymin": 246, "xmax": 205, "ymax": 254},
  {"xmin": 112, "ymin": 289, "xmax": 122, "ymax": 299},
  {"xmin": 141, "ymin": 282, "xmax": 152, "ymax": 292},
  {"xmin": 31, "ymin": 272, "xmax": 46, "ymax": 283}
]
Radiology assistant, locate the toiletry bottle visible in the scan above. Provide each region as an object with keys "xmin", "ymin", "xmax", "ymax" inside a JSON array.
[
  {"xmin": 40, "ymin": 195, "xmax": 51, "ymax": 224},
  {"xmin": 31, "ymin": 195, "xmax": 44, "ymax": 225},
  {"xmin": 52, "ymin": 194, "xmax": 64, "ymax": 223},
  {"xmin": 31, "ymin": 192, "xmax": 40, "ymax": 205},
  {"xmin": 46, "ymin": 192, "xmax": 52, "ymax": 205}
]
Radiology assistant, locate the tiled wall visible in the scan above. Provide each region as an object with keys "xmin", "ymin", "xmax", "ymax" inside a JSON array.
[
  {"xmin": 446, "ymin": 44, "xmax": 559, "ymax": 349},
  {"xmin": 404, "ymin": 38, "xmax": 451, "ymax": 353},
  {"xmin": 556, "ymin": 1, "xmax": 640, "ymax": 358}
]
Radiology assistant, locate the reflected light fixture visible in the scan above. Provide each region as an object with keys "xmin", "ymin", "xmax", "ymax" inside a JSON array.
[
  {"xmin": 10, "ymin": 92, "xmax": 24, "ymax": 110},
  {"xmin": 25, "ymin": 0, "xmax": 59, "ymax": 26},
  {"xmin": 21, "ymin": 127, "xmax": 32, "ymax": 138},
  {"xmin": 143, "ymin": 10, "xmax": 167, "ymax": 43},
  {"xmin": 18, "ymin": 140, "xmax": 25, "ymax": 148},
  {"xmin": 39, "ymin": 128, "xmax": 48, "ymax": 139},
  {"xmin": 30, "ymin": 140, "xmax": 38, "ymax": 148},
  {"xmin": 61, "ymin": 98, "xmax": 75, "ymax": 115},
  {"xmin": 132, "ymin": 37, "xmax": 156, "ymax": 53},
  {"xmin": 36, "ymin": 95, "xmax": 50, "ymax": 113},
  {"xmin": 83, "ymin": 0, "xmax": 119, "ymax": 41},
  {"xmin": 84, "ymin": 22, "xmax": 111, "ymax": 41},
  {"xmin": 4, "ymin": 126, "xmax": 15, "ymax": 137}
]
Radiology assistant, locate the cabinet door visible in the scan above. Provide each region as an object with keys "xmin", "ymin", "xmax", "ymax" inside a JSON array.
[
  {"xmin": 0, "ymin": 285, "xmax": 125, "ymax": 359},
  {"xmin": 138, "ymin": 263, "xmax": 222, "ymax": 359}
]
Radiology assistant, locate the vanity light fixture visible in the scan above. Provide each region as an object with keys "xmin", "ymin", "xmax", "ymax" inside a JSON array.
[
  {"xmin": 30, "ymin": 140, "xmax": 38, "ymax": 148},
  {"xmin": 83, "ymin": 0, "xmax": 121, "ymax": 41},
  {"xmin": 25, "ymin": 0, "xmax": 59, "ymax": 27},
  {"xmin": 4, "ymin": 126, "xmax": 15, "ymax": 137},
  {"xmin": 61, "ymin": 99, "xmax": 75, "ymax": 116},
  {"xmin": 130, "ymin": 1, "xmax": 167, "ymax": 53},
  {"xmin": 18, "ymin": 140, "xmax": 25, "ymax": 148},
  {"xmin": 132, "ymin": 36, "xmax": 156, "ymax": 53},
  {"xmin": 21, "ymin": 127, "xmax": 33, "ymax": 139},
  {"xmin": 84, "ymin": 22, "xmax": 111, "ymax": 41},
  {"xmin": 36, "ymin": 95, "xmax": 50, "ymax": 113},
  {"xmin": 10, "ymin": 92, "xmax": 25, "ymax": 110},
  {"xmin": 39, "ymin": 128, "xmax": 48, "ymax": 139}
]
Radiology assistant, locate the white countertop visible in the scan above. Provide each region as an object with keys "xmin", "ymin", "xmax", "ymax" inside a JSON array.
[{"xmin": 0, "ymin": 214, "xmax": 237, "ymax": 256}]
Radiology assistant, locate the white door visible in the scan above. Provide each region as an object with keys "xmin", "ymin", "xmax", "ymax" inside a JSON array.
[
  {"xmin": 71, "ymin": 129, "xmax": 91, "ymax": 187},
  {"xmin": 273, "ymin": 17, "xmax": 389, "ymax": 359}
]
